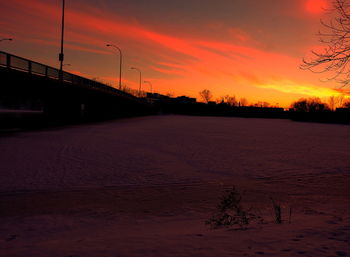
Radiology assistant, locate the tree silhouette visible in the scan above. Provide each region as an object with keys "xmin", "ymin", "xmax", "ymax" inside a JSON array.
[
  {"xmin": 224, "ymin": 95, "xmax": 237, "ymax": 106},
  {"xmin": 301, "ymin": 0, "xmax": 350, "ymax": 90},
  {"xmin": 292, "ymin": 99, "xmax": 308, "ymax": 112},
  {"xmin": 239, "ymin": 98, "xmax": 248, "ymax": 107},
  {"xmin": 291, "ymin": 98, "xmax": 329, "ymax": 112},
  {"xmin": 344, "ymin": 100, "xmax": 350, "ymax": 108},
  {"xmin": 199, "ymin": 89, "xmax": 213, "ymax": 103},
  {"xmin": 328, "ymin": 95, "xmax": 346, "ymax": 111}
]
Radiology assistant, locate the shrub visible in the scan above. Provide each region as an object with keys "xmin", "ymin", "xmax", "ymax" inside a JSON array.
[
  {"xmin": 206, "ymin": 186, "xmax": 262, "ymax": 229},
  {"xmin": 270, "ymin": 198, "xmax": 282, "ymax": 224}
]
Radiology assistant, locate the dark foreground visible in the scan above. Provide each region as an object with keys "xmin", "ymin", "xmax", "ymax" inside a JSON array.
[{"xmin": 1, "ymin": 116, "xmax": 350, "ymax": 256}]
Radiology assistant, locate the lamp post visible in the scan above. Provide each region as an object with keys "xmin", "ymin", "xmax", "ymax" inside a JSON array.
[
  {"xmin": 144, "ymin": 80, "xmax": 153, "ymax": 93},
  {"xmin": 106, "ymin": 44, "xmax": 123, "ymax": 90},
  {"xmin": 59, "ymin": 0, "xmax": 65, "ymax": 80},
  {"xmin": 131, "ymin": 67, "xmax": 142, "ymax": 96},
  {"xmin": 0, "ymin": 38, "xmax": 13, "ymax": 43}
]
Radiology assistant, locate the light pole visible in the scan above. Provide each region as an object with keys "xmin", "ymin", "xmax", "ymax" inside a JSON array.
[
  {"xmin": 131, "ymin": 67, "xmax": 142, "ymax": 96},
  {"xmin": 144, "ymin": 80, "xmax": 153, "ymax": 93},
  {"xmin": 106, "ymin": 44, "xmax": 122, "ymax": 90},
  {"xmin": 0, "ymin": 38, "xmax": 13, "ymax": 43},
  {"xmin": 59, "ymin": 0, "xmax": 65, "ymax": 79}
]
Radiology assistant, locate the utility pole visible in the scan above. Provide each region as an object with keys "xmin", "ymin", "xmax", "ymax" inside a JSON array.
[{"xmin": 59, "ymin": 0, "xmax": 65, "ymax": 80}]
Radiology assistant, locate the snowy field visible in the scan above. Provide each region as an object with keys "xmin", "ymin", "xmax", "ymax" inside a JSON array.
[{"xmin": 1, "ymin": 115, "xmax": 350, "ymax": 256}]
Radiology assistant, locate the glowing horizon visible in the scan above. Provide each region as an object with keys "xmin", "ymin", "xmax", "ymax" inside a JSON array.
[{"xmin": 1, "ymin": 0, "xmax": 346, "ymax": 107}]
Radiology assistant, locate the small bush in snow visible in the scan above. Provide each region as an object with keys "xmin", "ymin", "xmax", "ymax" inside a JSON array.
[
  {"xmin": 206, "ymin": 186, "xmax": 262, "ymax": 229},
  {"xmin": 270, "ymin": 198, "xmax": 282, "ymax": 224}
]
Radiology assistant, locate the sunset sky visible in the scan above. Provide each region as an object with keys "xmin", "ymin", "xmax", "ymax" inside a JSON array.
[{"xmin": 1, "ymin": 0, "xmax": 345, "ymax": 107}]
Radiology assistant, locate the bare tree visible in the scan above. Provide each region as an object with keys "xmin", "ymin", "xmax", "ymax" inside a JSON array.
[
  {"xmin": 224, "ymin": 95, "xmax": 237, "ymax": 106},
  {"xmin": 301, "ymin": 0, "xmax": 350, "ymax": 90},
  {"xmin": 262, "ymin": 102, "xmax": 270, "ymax": 108},
  {"xmin": 199, "ymin": 89, "xmax": 213, "ymax": 103},
  {"xmin": 216, "ymin": 97, "xmax": 225, "ymax": 104},
  {"xmin": 328, "ymin": 95, "xmax": 346, "ymax": 110},
  {"xmin": 336, "ymin": 95, "xmax": 346, "ymax": 107},
  {"xmin": 343, "ymin": 99, "xmax": 350, "ymax": 107},
  {"xmin": 328, "ymin": 96, "xmax": 336, "ymax": 111},
  {"xmin": 239, "ymin": 98, "xmax": 248, "ymax": 107},
  {"xmin": 253, "ymin": 101, "xmax": 271, "ymax": 108},
  {"xmin": 217, "ymin": 95, "xmax": 237, "ymax": 106}
]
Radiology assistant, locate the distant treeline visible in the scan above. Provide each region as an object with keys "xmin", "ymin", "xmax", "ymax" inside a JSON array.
[
  {"xmin": 289, "ymin": 97, "xmax": 350, "ymax": 124},
  {"xmin": 1, "ymin": 90, "xmax": 350, "ymax": 131},
  {"xmin": 149, "ymin": 93, "xmax": 350, "ymax": 124}
]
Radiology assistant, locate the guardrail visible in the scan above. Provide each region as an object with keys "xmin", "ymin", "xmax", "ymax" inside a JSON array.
[{"xmin": 0, "ymin": 51, "xmax": 136, "ymax": 99}]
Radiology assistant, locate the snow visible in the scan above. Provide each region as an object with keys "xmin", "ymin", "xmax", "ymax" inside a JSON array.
[{"xmin": 1, "ymin": 115, "xmax": 350, "ymax": 256}]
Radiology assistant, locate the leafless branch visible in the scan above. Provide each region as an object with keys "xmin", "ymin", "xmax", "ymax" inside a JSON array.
[{"xmin": 301, "ymin": 0, "xmax": 350, "ymax": 88}]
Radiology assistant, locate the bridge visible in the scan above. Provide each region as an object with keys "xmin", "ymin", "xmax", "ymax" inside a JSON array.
[{"xmin": 0, "ymin": 51, "xmax": 154, "ymax": 126}]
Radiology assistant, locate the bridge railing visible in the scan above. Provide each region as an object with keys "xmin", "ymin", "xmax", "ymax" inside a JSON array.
[{"xmin": 0, "ymin": 51, "xmax": 137, "ymax": 99}]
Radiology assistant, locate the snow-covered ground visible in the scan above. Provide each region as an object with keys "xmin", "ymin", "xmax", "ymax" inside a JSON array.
[{"xmin": 1, "ymin": 115, "xmax": 350, "ymax": 256}]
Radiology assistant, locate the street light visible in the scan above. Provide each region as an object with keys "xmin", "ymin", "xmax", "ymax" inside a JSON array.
[
  {"xmin": 59, "ymin": 0, "xmax": 65, "ymax": 78},
  {"xmin": 144, "ymin": 80, "xmax": 153, "ymax": 93},
  {"xmin": 130, "ymin": 67, "xmax": 142, "ymax": 96},
  {"xmin": 106, "ymin": 44, "xmax": 123, "ymax": 90},
  {"xmin": 0, "ymin": 38, "xmax": 13, "ymax": 43}
]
